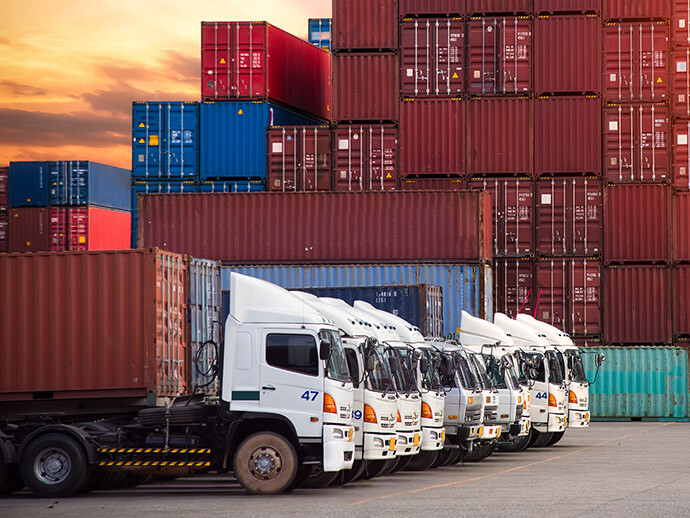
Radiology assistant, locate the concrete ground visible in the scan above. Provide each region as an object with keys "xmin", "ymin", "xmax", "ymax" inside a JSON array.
[{"xmin": 1, "ymin": 422, "xmax": 689, "ymax": 518}]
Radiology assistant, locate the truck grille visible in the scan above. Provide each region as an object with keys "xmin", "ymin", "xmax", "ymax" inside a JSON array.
[
  {"xmin": 379, "ymin": 414, "xmax": 396, "ymax": 429},
  {"xmin": 465, "ymin": 409, "xmax": 482, "ymax": 423},
  {"xmin": 484, "ymin": 409, "xmax": 498, "ymax": 425},
  {"xmin": 339, "ymin": 406, "xmax": 351, "ymax": 421}
]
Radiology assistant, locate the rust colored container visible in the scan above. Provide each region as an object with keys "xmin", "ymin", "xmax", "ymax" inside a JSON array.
[
  {"xmin": 603, "ymin": 22, "xmax": 669, "ymax": 102},
  {"xmin": 604, "ymin": 184, "xmax": 671, "ymax": 263},
  {"xmin": 467, "ymin": 0, "xmax": 531, "ymax": 15},
  {"xmin": 604, "ymin": 266, "xmax": 671, "ymax": 344},
  {"xmin": 604, "ymin": 0, "xmax": 670, "ymax": 21},
  {"xmin": 333, "ymin": 125, "xmax": 399, "ymax": 191},
  {"xmin": 468, "ymin": 97, "xmax": 532, "ymax": 175},
  {"xmin": 0, "ymin": 249, "xmax": 187, "ymax": 401},
  {"xmin": 536, "ymin": 177, "xmax": 603, "ymax": 256},
  {"xmin": 333, "ymin": 53, "xmax": 399, "ymax": 122},
  {"xmin": 267, "ymin": 126, "xmax": 332, "ymax": 192},
  {"xmin": 672, "ymin": 0, "xmax": 690, "ymax": 47},
  {"xmin": 534, "ymin": 1, "xmax": 601, "ymax": 14},
  {"xmin": 0, "ymin": 212, "xmax": 7, "ymax": 253},
  {"xmin": 138, "ymin": 192, "xmax": 493, "ymax": 264},
  {"xmin": 467, "ymin": 17, "xmax": 532, "ymax": 95},
  {"xmin": 535, "ymin": 96, "xmax": 602, "ymax": 176},
  {"xmin": 673, "ymin": 121, "xmax": 690, "ymax": 189},
  {"xmin": 333, "ymin": 0, "xmax": 398, "ymax": 51},
  {"xmin": 673, "ymin": 193, "xmax": 690, "ymax": 262},
  {"xmin": 0, "ymin": 166, "xmax": 7, "ymax": 212},
  {"xmin": 672, "ymin": 49, "xmax": 690, "ymax": 117},
  {"xmin": 400, "ymin": 177, "xmax": 467, "ymax": 190},
  {"xmin": 399, "ymin": 0, "xmax": 465, "ymax": 17},
  {"xmin": 495, "ymin": 258, "xmax": 535, "ymax": 319},
  {"xmin": 469, "ymin": 177, "xmax": 534, "ymax": 257},
  {"xmin": 603, "ymin": 103, "xmax": 670, "ymax": 183},
  {"xmin": 535, "ymin": 16, "xmax": 602, "ymax": 95},
  {"xmin": 400, "ymin": 19, "xmax": 465, "ymax": 97},
  {"xmin": 400, "ymin": 98, "xmax": 465, "ymax": 176},
  {"xmin": 674, "ymin": 266, "xmax": 690, "ymax": 337}
]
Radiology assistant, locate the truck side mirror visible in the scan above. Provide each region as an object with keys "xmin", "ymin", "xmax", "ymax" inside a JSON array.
[
  {"xmin": 319, "ymin": 340, "xmax": 331, "ymax": 361},
  {"xmin": 528, "ymin": 367, "xmax": 539, "ymax": 380},
  {"xmin": 388, "ymin": 355, "xmax": 400, "ymax": 373},
  {"xmin": 596, "ymin": 354, "xmax": 606, "ymax": 367},
  {"xmin": 419, "ymin": 356, "xmax": 429, "ymax": 373},
  {"xmin": 365, "ymin": 350, "xmax": 377, "ymax": 373},
  {"xmin": 443, "ymin": 356, "xmax": 455, "ymax": 378}
]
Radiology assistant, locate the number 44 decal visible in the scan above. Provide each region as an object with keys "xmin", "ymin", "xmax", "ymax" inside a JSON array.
[
  {"xmin": 535, "ymin": 392, "xmax": 548, "ymax": 400},
  {"xmin": 301, "ymin": 390, "xmax": 319, "ymax": 402}
]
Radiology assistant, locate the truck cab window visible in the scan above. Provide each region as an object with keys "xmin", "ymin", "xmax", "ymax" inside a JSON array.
[
  {"xmin": 345, "ymin": 349, "xmax": 360, "ymax": 388},
  {"xmin": 266, "ymin": 334, "xmax": 318, "ymax": 376}
]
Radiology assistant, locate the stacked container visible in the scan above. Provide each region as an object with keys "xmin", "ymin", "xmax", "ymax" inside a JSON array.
[
  {"xmin": 309, "ymin": 18, "xmax": 332, "ymax": 51},
  {"xmin": 0, "ymin": 167, "xmax": 7, "ymax": 253}
]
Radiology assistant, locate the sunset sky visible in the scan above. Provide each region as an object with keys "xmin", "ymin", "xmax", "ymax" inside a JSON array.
[{"xmin": 0, "ymin": 0, "xmax": 331, "ymax": 169}]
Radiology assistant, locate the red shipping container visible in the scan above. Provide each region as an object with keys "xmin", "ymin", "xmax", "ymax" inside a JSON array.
[
  {"xmin": 267, "ymin": 126, "xmax": 332, "ymax": 192},
  {"xmin": 604, "ymin": 184, "xmax": 671, "ymax": 263},
  {"xmin": 672, "ymin": 0, "xmax": 690, "ymax": 47},
  {"xmin": 603, "ymin": 103, "xmax": 670, "ymax": 183},
  {"xmin": 604, "ymin": 266, "xmax": 671, "ymax": 344},
  {"xmin": 138, "ymin": 191, "xmax": 493, "ymax": 264},
  {"xmin": 400, "ymin": 19, "xmax": 465, "ymax": 97},
  {"xmin": 604, "ymin": 0, "xmax": 670, "ymax": 21},
  {"xmin": 494, "ymin": 258, "xmax": 535, "ymax": 319},
  {"xmin": 674, "ymin": 266, "xmax": 690, "ymax": 337},
  {"xmin": 333, "ymin": 126, "xmax": 399, "ymax": 192},
  {"xmin": 0, "ymin": 249, "xmax": 187, "ymax": 401},
  {"xmin": 399, "ymin": 0, "xmax": 465, "ymax": 17},
  {"xmin": 0, "ymin": 166, "xmax": 7, "ymax": 212},
  {"xmin": 534, "ymin": 1, "xmax": 602, "ymax": 14},
  {"xmin": 333, "ymin": 53, "xmax": 399, "ymax": 122},
  {"xmin": 673, "ymin": 193, "xmax": 690, "ymax": 261},
  {"xmin": 0, "ymin": 211, "xmax": 7, "ymax": 253},
  {"xmin": 200, "ymin": 22, "xmax": 331, "ymax": 121},
  {"xmin": 469, "ymin": 177, "xmax": 534, "ymax": 257},
  {"xmin": 400, "ymin": 98, "xmax": 465, "ymax": 176},
  {"xmin": 467, "ymin": 17, "xmax": 532, "ymax": 95},
  {"xmin": 535, "ymin": 96, "xmax": 602, "ymax": 176},
  {"xmin": 535, "ymin": 16, "xmax": 602, "ymax": 95},
  {"xmin": 603, "ymin": 23, "xmax": 669, "ymax": 102},
  {"xmin": 672, "ymin": 121, "xmax": 690, "ymax": 189},
  {"xmin": 467, "ymin": 0, "xmax": 531, "ymax": 14},
  {"xmin": 672, "ymin": 49, "xmax": 690, "ymax": 117},
  {"xmin": 536, "ymin": 177, "xmax": 603, "ymax": 256},
  {"xmin": 468, "ymin": 97, "xmax": 532, "ymax": 175},
  {"xmin": 400, "ymin": 177, "xmax": 467, "ymax": 190},
  {"xmin": 333, "ymin": 0, "xmax": 398, "ymax": 51}
]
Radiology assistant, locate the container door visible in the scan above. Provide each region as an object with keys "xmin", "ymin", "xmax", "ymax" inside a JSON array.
[
  {"xmin": 639, "ymin": 105, "xmax": 670, "ymax": 182},
  {"xmin": 638, "ymin": 23, "xmax": 668, "ymax": 101},
  {"xmin": 49, "ymin": 208, "xmax": 68, "ymax": 252},
  {"xmin": 435, "ymin": 19, "xmax": 465, "ymax": 96},
  {"xmin": 500, "ymin": 18, "xmax": 531, "ymax": 94},
  {"xmin": 166, "ymin": 103, "xmax": 198, "ymax": 180},
  {"xmin": 536, "ymin": 259, "xmax": 567, "ymax": 329},
  {"xmin": 48, "ymin": 162, "xmax": 68, "ymax": 206},
  {"xmin": 495, "ymin": 259, "xmax": 534, "ymax": 319},
  {"xmin": 604, "ymin": 24, "xmax": 634, "ymax": 101},
  {"xmin": 571, "ymin": 178, "xmax": 603, "ymax": 256},
  {"xmin": 302, "ymin": 128, "xmax": 332, "ymax": 192},
  {"xmin": 673, "ymin": 121, "xmax": 690, "ymax": 189},
  {"xmin": 334, "ymin": 127, "xmax": 365, "ymax": 191},
  {"xmin": 536, "ymin": 179, "xmax": 567, "ymax": 256},
  {"xmin": 571, "ymin": 260, "xmax": 601, "ymax": 336},
  {"xmin": 268, "ymin": 128, "xmax": 299, "ymax": 192},
  {"xmin": 69, "ymin": 208, "xmax": 89, "ymax": 251},
  {"xmin": 401, "ymin": 20, "xmax": 433, "ymax": 96},
  {"xmin": 468, "ymin": 18, "xmax": 498, "ymax": 94},
  {"xmin": 132, "ymin": 104, "xmax": 164, "ymax": 179},
  {"xmin": 367, "ymin": 126, "xmax": 398, "ymax": 191},
  {"xmin": 604, "ymin": 104, "xmax": 635, "ymax": 182},
  {"xmin": 235, "ymin": 23, "xmax": 267, "ymax": 99},
  {"xmin": 672, "ymin": 49, "xmax": 690, "ymax": 118}
]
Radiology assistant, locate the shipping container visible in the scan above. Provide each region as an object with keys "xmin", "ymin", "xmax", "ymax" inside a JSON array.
[
  {"xmin": 333, "ymin": 53, "xmax": 399, "ymax": 122},
  {"xmin": 468, "ymin": 97, "xmax": 532, "ymax": 175},
  {"xmin": 604, "ymin": 0, "xmax": 670, "ymax": 21},
  {"xmin": 400, "ymin": 98, "xmax": 465, "ymax": 176},
  {"xmin": 9, "ymin": 161, "xmax": 131, "ymax": 211},
  {"xmin": 0, "ymin": 211, "xmax": 7, "ymax": 253},
  {"xmin": 535, "ymin": 96, "xmax": 602, "ymax": 176},
  {"xmin": 299, "ymin": 284, "xmax": 444, "ymax": 337},
  {"xmin": 672, "ymin": 0, "xmax": 690, "ymax": 47},
  {"xmin": 535, "ymin": 16, "xmax": 602, "ymax": 95},
  {"xmin": 582, "ymin": 346, "xmax": 688, "ymax": 419},
  {"xmin": 604, "ymin": 184, "xmax": 671, "ymax": 263},
  {"xmin": 673, "ymin": 193, "xmax": 690, "ymax": 262},
  {"xmin": 535, "ymin": 177, "xmax": 603, "ymax": 256},
  {"xmin": 138, "ymin": 191, "xmax": 492, "ymax": 264},
  {"xmin": 494, "ymin": 257, "xmax": 535, "ymax": 318},
  {"xmin": 201, "ymin": 21, "xmax": 331, "ymax": 121},
  {"xmin": 534, "ymin": 0, "xmax": 601, "ymax": 14},
  {"xmin": 399, "ymin": 0, "xmax": 465, "ymax": 17},
  {"xmin": 199, "ymin": 101, "xmax": 322, "ymax": 180},
  {"xmin": 400, "ymin": 18, "xmax": 465, "ymax": 97},
  {"xmin": 400, "ymin": 177, "xmax": 466, "ymax": 190},
  {"xmin": 220, "ymin": 263, "xmax": 493, "ymax": 337},
  {"xmin": 674, "ymin": 266, "xmax": 690, "ymax": 337},
  {"xmin": 467, "ymin": 17, "xmax": 532, "ymax": 95},
  {"xmin": 268, "ymin": 126, "xmax": 332, "ymax": 192},
  {"xmin": 131, "ymin": 102, "xmax": 199, "ymax": 180},
  {"xmin": 197, "ymin": 180, "xmax": 265, "ymax": 193},
  {"xmin": 604, "ymin": 266, "xmax": 671, "ymax": 344},
  {"xmin": 466, "ymin": 0, "xmax": 531, "ymax": 15},
  {"xmin": 308, "ymin": 18, "xmax": 332, "ymax": 51},
  {"xmin": 333, "ymin": 125, "xmax": 399, "ymax": 191},
  {"xmin": 673, "ymin": 120, "xmax": 690, "ymax": 189},
  {"xmin": 0, "ymin": 166, "xmax": 7, "ymax": 212},
  {"xmin": 0, "ymin": 249, "xmax": 187, "ymax": 401},
  {"xmin": 332, "ymin": 0, "xmax": 399, "ymax": 51},
  {"xmin": 671, "ymin": 49, "xmax": 690, "ymax": 117}
]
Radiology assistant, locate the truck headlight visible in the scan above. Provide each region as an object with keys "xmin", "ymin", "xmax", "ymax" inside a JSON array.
[
  {"xmin": 373, "ymin": 437, "xmax": 384, "ymax": 448},
  {"xmin": 332, "ymin": 428, "xmax": 344, "ymax": 439}
]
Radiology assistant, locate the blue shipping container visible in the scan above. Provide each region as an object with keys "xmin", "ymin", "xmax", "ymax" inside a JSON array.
[
  {"xmin": 308, "ymin": 18, "xmax": 331, "ymax": 51},
  {"xmin": 197, "ymin": 180, "xmax": 266, "ymax": 193},
  {"xmin": 132, "ymin": 102, "xmax": 199, "ymax": 180},
  {"xmin": 9, "ymin": 161, "xmax": 131, "ymax": 211},
  {"xmin": 200, "ymin": 101, "xmax": 323, "ymax": 180},
  {"xmin": 220, "ymin": 264, "xmax": 493, "ymax": 338}
]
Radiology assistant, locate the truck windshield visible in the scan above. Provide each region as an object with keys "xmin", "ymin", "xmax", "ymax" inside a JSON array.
[
  {"xmin": 321, "ymin": 330, "xmax": 350, "ymax": 383},
  {"xmin": 388, "ymin": 347, "xmax": 419, "ymax": 394},
  {"xmin": 546, "ymin": 351, "xmax": 564, "ymax": 385},
  {"xmin": 512, "ymin": 351, "xmax": 530, "ymax": 385},
  {"xmin": 525, "ymin": 352, "xmax": 546, "ymax": 383},
  {"xmin": 482, "ymin": 354, "xmax": 508, "ymax": 390},
  {"xmin": 566, "ymin": 350, "xmax": 588, "ymax": 383},
  {"xmin": 455, "ymin": 352, "xmax": 478, "ymax": 390},
  {"xmin": 366, "ymin": 345, "xmax": 396, "ymax": 393},
  {"xmin": 468, "ymin": 354, "xmax": 491, "ymax": 390},
  {"xmin": 420, "ymin": 349, "xmax": 442, "ymax": 391}
]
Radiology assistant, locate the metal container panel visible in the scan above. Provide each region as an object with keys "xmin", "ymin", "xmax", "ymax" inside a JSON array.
[
  {"xmin": 671, "ymin": 49, "xmax": 690, "ymax": 117},
  {"xmin": 131, "ymin": 102, "xmax": 199, "ymax": 180},
  {"xmin": 535, "ymin": 96, "xmax": 602, "ymax": 176},
  {"xmin": 332, "ymin": 0, "xmax": 398, "ymax": 51},
  {"xmin": 0, "ymin": 212, "xmax": 7, "ymax": 253},
  {"xmin": 468, "ymin": 97, "xmax": 532, "ymax": 175},
  {"xmin": 400, "ymin": 177, "xmax": 466, "ymax": 190},
  {"xmin": 672, "ymin": 0, "xmax": 690, "ymax": 47},
  {"xmin": 535, "ymin": 16, "xmax": 602, "ymax": 95},
  {"xmin": 534, "ymin": 1, "xmax": 601, "ymax": 14},
  {"xmin": 333, "ymin": 53, "xmax": 399, "ymax": 122},
  {"xmin": 197, "ymin": 181, "xmax": 265, "ymax": 193},
  {"xmin": 268, "ymin": 126, "xmax": 332, "ymax": 192},
  {"xmin": 201, "ymin": 22, "xmax": 331, "ymax": 121},
  {"xmin": 0, "ymin": 249, "xmax": 187, "ymax": 401},
  {"xmin": 674, "ymin": 266, "xmax": 690, "ymax": 336},
  {"xmin": 604, "ymin": 184, "xmax": 671, "ymax": 263},
  {"xmin": 9, "ymin": 208, "xmax": 51, "ymax": 252},
  {"xmin": 467, "ymin": 0, "xmax": 531, "ymax": 14},
  {"xmin": 494, "ymin": 258, "xmax": 535, "ymax": 319},
  {"xmin": 582, "ymin": 347, "xmax": 688, "ymax": 419},
  {"xmin": 673, "ymin": 121, "xmax": 690, "ymax": 189},
  {"xmin": 604, "ymin": 266, "xmax": 672, "ymax": 344},
  {"xmin": 400, "ymin": 99, "xmax": 465, "ymax": 176},
  {"xmin": 0, "ymin": 166, "xmax": 7, "ymax": 212},
  {"xmin": 220, "ymin": 263, "xmax": 493, "ymax": 337},
  {"xmin": 138, "ymin": 191, "xmax": 492, "ymax": 264},
  {"xmin": 399, "ymin": 0, "xmax": 465, "ymax": 17},
  {"xmin": 308, "ymin": 18, "xmax": 332, "ymax": 51},
  {"xmin": 673, "ymin": 193, "xmax": 690, "ymax": 262},
  {"xmin": 604, "ymin": 0, "xmax": 670, "ymax": 21},
  {"xmin": 333, "ymin": 126, "xmax": 399, "ymax": 191}
]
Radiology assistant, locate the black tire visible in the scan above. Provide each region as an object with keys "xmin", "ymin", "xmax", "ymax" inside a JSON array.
[
  {"xmin": 379, "ymin": 459, "xmax": 398, "ymax": 477},
  {"xmin": 464, "ymin": 443, "xmax": 492, "ymax": 463},
  {"xmin": 444, "ymin": 448, "xmax": 463, "ymax": 466},
  {"xmin": 532, "ymin": 432, "xmax": 555, "ymax": 448},
  {"xmin": 527, "ymin": 427, "xmax": 541, "ymax": 447},
  {"xmin": 391, "ymin": 454, "xmax": 413, "ymax": 473},
  {"xmin": 332, "ymin": 459, "xmax": 366, "ymax": 486},
  {"xmin": 404, "ymin": 451, "xmax": 439, "ymax": 472},
  {"xmin": 285, "ymin": 464, "xmax": 312, "ymax": 492},
  {"xmin": 0, "ymin": 462, "xmax": 25, "ymax": 495},
  {"xmin": 20, "ymin": 433, "xmax": 89, "ymax": 498},
  {"xmin": 233, "ymin": 432, "xmax": 298, "ymax": 495},
  {"xmin": 80, "ymin": 467, "xmax": 107, "ymax": 493},
  {"xmin": 497, "ymin": 432, "xmax": 532, "ymax": 453},
  {"xmin": 95, "ymin": 471, "xmax": 127, "ymax": 491},
  {"xmin": 547, "ymin": 431, "xmax": 565, "ymax": 446},
  {"xmin": 431, "ymin": 448, "xmax": 451, "ymax": 469},
  {"xmin": 301, "ymin": 469, "xmax": 340, "ymax": 489},
  {"xmin": 363, "ymin": 459, "xmax": 389, "ymax": 479}
]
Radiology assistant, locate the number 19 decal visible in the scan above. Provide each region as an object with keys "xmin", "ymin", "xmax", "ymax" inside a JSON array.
[{"xmin": 301, "ymin": 390, "xmax": 319, "ymax": 402}]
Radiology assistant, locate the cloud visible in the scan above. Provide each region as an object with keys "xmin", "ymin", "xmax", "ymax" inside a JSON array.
[
  {"xmin": 162, "ymin": 50, "xmax": 199, "ymax": 83},
  {"xmin": 0, "ymin": 80, "xmax": 47, "ymax": 96},
  {"xmin": 81, "ymin": 84, "xmax": 197, "ymax": 117}
]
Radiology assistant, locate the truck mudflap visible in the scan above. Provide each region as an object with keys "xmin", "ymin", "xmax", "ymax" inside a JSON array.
[
  {"xmin": 547, "ymin": 412, "xmax": 567, "ymax": 433},
  {"xmin": 363, "ymin": 432, "xmax": 397, "ymax": 460},
  {"xmin": 395, "ymin": 430, "xmax": 421, "ymax": 457},
  {"xmin": 421, "ymin": 427, "xmax": 445, "ymax": 451},
  {"xmin": 505, "ymin": 423, "xmax": 522, "ymax": 438},
  {"xmin": 568, "ymin": 410, "xmax": 590, "ymax": 428},
  {"xmin": 323, "ymin": 425, "xmax": 355, "ymax": 472}
]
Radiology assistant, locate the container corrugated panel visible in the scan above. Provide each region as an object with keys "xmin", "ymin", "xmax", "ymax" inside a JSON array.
[
  {"xmin": 672, "ymin": 121, "xmax": 690, "ymax": 189},
  {"xmin": 201, "ymin": 22, "xmax": 331, "ymax": 121},
  {"xmin": 604, "ymin": 0, "xmax": 670, "ymax": 21},
  {"xmin": 534, "ymin": 1, "xmax": 601, "ymax": 14},
  {"xmin": 332, "ymin": 0, "xmax": 398, "ymax": 51},
  {"xmin": 672, "ymin": 0, "xmax": 690, "ymax": 47},
  {"xmin": 220, "ymin": 264, "xmax": 492, "ymax": 337},
  {"xmin": 400, "ymin": 177, "xmax": 467, "ymax": 190},
  {"xmin": 673, "ymin": 193, "xmax": 690, "ymax": 262},
  {"xmin": 131, "ymin": 102, "xmax": 199, "ymax": 180},
  {"xmin": 138, "ymin": 191, "xmax": 492, "ymax": 264},
  {"xmin": 604, "ymin": 184, "xmax": 671, "ymax": 263},
  {"xmin": 399, "ymin": 0, "xmax": 465, "ymax": 17},
  {"xmin": 0, "ymin": 166, "xmax": 7, "ymax": 212},
  {"xmin": 467, "ymin": 0, "xmax": 531, "ymax": 14},
  {"xmin": 333, "ymin": 126, "xmax": 398, "ymax": 191},
  {"xmin": 604, "ymin": 266, "xmax": 672, "ymax": 344},
  {"xmin": 400, "ymin": 99, "xmax": 465, "ymax": 176},
  {"xmin": 494, "ymin": 258, "xmax": 535, "ymax": 318},
  {"xmin": 671, "ymin": 49, "xmax": 690, "ymax": 117},
  {"xmin": 674, "ymin": 266, "xmax": 690, "ymax": 336},
  {"xmin": 535, "ymin": 177, "xmax": 603, "ymax": 256},
  {"xmin": 0, "ymin": 249, "xmax": 187, "ymax": 401},
  {"xmin": 535, "ymin": 97, "xmax": 602, "ymax": 176},
  {"xmin": 8, "ymin": 208, "xmax": 50, "ymax": 252},
  {"xmin": 582, "ymin": 347, "xmax": 688, "ymax": 419},
  {"xmin": 309, "ymin": 18, "xmax": 332, "ymax": 51},
  {"xmin": 333, "ymin": 53, "xmax": 399, "ymax": 122},
  {"xmin": 604, "ymin": 104, "xmax": 671, "ymax": 183},
  {"xmin": 199, "ymin": 101, "xmax": 322, "ymax": 180},
  {"xmin": 468, "ymin": 97, "xmax": 532, "ymax": 175},
  {"xmin": 0, "ymin": 212, "xmax": 7, "ymax": 253},
  {"xmin": 268, "ymin": 126, "xmax": 333, "ymax": 192},
  {"xmin": 535, "ymin": 16, "xmax": 601, "ymax": 95}
]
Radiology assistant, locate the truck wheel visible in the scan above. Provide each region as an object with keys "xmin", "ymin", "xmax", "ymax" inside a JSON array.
[
  {"xmin": 547, "ymin": 431, "xmax": 565, "ymax": 446},
  {"xmin": 532, "ymin": 432, "xmax": 554, "ymax": 448},
  {"xmin": 20, "ymin": 433, "xmax": 88, "ymax": 498},
  {"xmin": 497, "ymin": 433, "xmax": 531, "ymax": 452},
  {"xmin": 379, "ymin": 459, "xmax": 398, "ymax": 477},
  {"xmin": 333, "ymin": 460, "xmax": 365, "ymax": 485},
  {"xmin": 233, "ymin": 432, "xmax": 298, "ymax": 495},
  {"xmin": 0, "ymin": 462, "xmax": 25, "ymax": 495},
  {"xmin": 391, "ymin": 455, "xmax": 412, "ymax": 472},
  {"xmin": 363, "ymin": 459, "xmax": 388, "ymax": 479},
  {"xmin": 464, "ymin": 443, "xmax": 491, "ymax": 463},
  {"xmin": 404, "ymin": 451, "xmax": 438, "ymax": 471},
  {"xmin": 301, "ymin": 469, "xmax": 340, "ymax": 489}
]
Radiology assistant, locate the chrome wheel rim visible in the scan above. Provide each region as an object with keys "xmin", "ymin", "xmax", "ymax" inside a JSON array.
[{"xmin": 34, "ymin": 447, "xmax": 71, "ymax": 485}]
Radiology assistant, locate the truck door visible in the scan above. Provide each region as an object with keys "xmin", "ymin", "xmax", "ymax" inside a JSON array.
[{"xmin": 527, "ymin": 353, "xmax": 549, "ymax": 429}]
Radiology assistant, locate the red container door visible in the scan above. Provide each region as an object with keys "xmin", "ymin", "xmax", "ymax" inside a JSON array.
[
  {"xmin": 303, "ymin": 128, "xmax": 333, "ymax": 192},
  {"xmin": 332, "ymin": 0, "xmax": 398, "ymax": 51},
  {"xmin": 367, "ymin": 126, "xmax": 398, "ymax": 191},
  {"xmin": 334, "ymin": 126, "xmax": 367, "ymax": 191},
  {"xmin": 495, "ymin": 258, "xmax": 535, "ymax": 319},
  {"xmin": 401, "ymin": 20, "xmax": 434, "ymax": 97},
  {"xmin": 674, "ymin": 266, "xmax": 690, "ymax": 338},
  {"xmin": 570, "ymin": 260, "xmax": 602, "ymax": 337},
  {"xmin": 268, "ymin": 127, "xmax": 300, "ymax": 192},
  {"xmin": 68, "ymin": 208, "xmax": 89, "ymax": 251},
  {"xmin": 435, "ymin": 19, "xmax": 465, "ymax": 96},
  {"xmin": 672, "ymin": 49, "xmax": 690, "ymax": 117},
  {"xmin": 639, "ymin": 24, "xmax": 669, "ymax": 102},
  {"xmin": 0, "ymin": 212, "xmax": 8, "ymax": 253},
  {"xmin": 604, "ymin": 104, "xmax": 635, "ymax": 182},
  {"xmin": 604, "ymin": 24, "xmax": 635, "ymax": 101},
  {"xmin": 673, "ymin": 122, "xmax": 690, "ymax": 189},
  {"xmin": 673, "ymin": 193, "xmax": 690, "ymax": 262},
  {"xmin": 639, "ymin": 105, "xmax": 670, "ymax": 182},
  {"xmin": 672, "ymin": 0, "xmax": 690, "ymax": 47},
  {"xmin": 9, "ymin": 208, "xmax": 51, "ymax": 252},
  {"xmin": 87, "ymin": 207, "xmax": 132, "ymax": 250},
  {"xmin": 535, "ymin": 259, "xmax": 568, "ymax": 329},
  {"xmin": 467, "ymin": 18, "xmax": 499, "ymax": 94},
  {"xmin": 49, "ymin": 208, "xmax": 68, "ymax": 251},
  {"xmin": 501, "ymin": 18, "xmax": 532, "ymax": 94}
]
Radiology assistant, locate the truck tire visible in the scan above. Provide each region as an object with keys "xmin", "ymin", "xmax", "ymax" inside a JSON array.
[
  {"xmin": 391, "ymin": 454, "xmax": 413, "ymax": 472},
  {"xmin": 0, "ymin": 462, "xmax": 25, "ymax": 495},
  {"xmin": 332, "ymin": 460, "xmax": 366, "ymax": 485},
  {"xmin": 233, "ymin": 432, "xmax": 298, "ymax": 495},
  {"xmin": 363, "ymin": 459, "xmax": 389, "ymax": 479},
  {"xmin": 301, "ymin": 469, "xmax": 341, "ymax": 489},
  {"xmin": 20, "ymin": 433, "xmax": 89, "ymax": 498},
  {"xmin": 464, "ymin": 442, "xmax": 492, "ymax": 463},
  {"xmin": 379, "ymin": 458, "xmax": 398, "ymax": 477},
  {"xmin": 547, "ymin": 431, "xmax": 565, "ymax": 446},
  {"xmin": 404, "ymin": 451, "xmax": 438, "ymax": 471},
  {"xmin": 531, "ymin": 432, "xmax": 554, "ymax": 448},
  {"xmin": 497, "ymin": 433, "xmax": 531, "ymax": 452}
]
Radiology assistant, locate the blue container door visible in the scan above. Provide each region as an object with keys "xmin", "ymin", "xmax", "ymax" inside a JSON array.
[
  {"xmin": 49, "ymin": 161, "xmax": 89, "ymax": 206},
  {"xmin": 8, "ymin": 162, "xmax": 50, "ymax": 207}
]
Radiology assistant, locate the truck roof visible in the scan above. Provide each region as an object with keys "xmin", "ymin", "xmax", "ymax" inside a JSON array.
[
  {"xmin": 459, "ymin": 310, "xmax": 515, "ymax": 348},
  {"xmin": 493, "ymin": 313, "xmax": 550, "ymax": 348},
  {"xmin": 516, "ymin": 314, "xmax": 574, "ymax": 347},
  {"xmin": 353, "ymin": 300, "xmax": 425, "ymax": 343}
]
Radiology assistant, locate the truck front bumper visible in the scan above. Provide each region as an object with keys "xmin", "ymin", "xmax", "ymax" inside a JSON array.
[
  {"xmin": 547, "ymin": 412, "xmax": 567, "ymax": 433},
  {"xmin": 568, "ymin": 409, "xmax": 590, "ymax": 428},
  {"xmin": 323, "ymin": 424, "xmax": 355, "ymax": 472},
  {"xmin": 395, "ymin": 430, "xmax": 422, "ymax": 456},
  {"xmin": 363, "ymin": 432, "xmax": 397, "ymax": 461},
  {"xmin": 519, "ymin": 417, "xmax": 531, "ymax": 436},
  {"xmin": 421, "ymin": 427, "xmax": 445, "ymax": 451},
  {"xmin": 479, "ymin": 425, "xmax": 501, "ymax": 440}
]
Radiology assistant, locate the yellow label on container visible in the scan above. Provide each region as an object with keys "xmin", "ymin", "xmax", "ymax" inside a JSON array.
[
  {"xmin": 220, "ymin": 58, "xmax": 226, "ymax": 64},
  {"xmin": 138, "ymin": 122, "xmax": 145, "ymax": 128},
  {"xmin": 149, "ymin": 135, "xmax": 159, "ymax": 146},
  {"xmin": 79, "ymin": 236, "xmax": 86, "ymax": 244}
]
